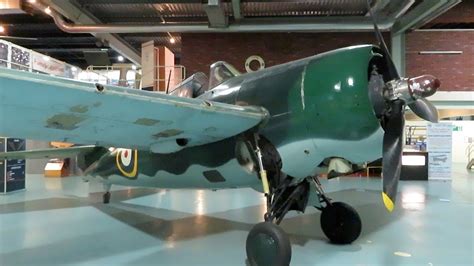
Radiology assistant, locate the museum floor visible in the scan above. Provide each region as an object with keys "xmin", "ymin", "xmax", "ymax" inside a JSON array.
[{"xmin": 1, "ymin": 164, "xmax": 472, "ymax": 266}]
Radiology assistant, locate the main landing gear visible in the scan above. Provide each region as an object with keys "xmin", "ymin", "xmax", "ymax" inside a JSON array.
[
  {"xmin": 103, "ymin": 183, "xmax": 111, "ymax": 204},
  {"xmin": 245, "ymin": 135, "xmax": 362, "ymax": 266}
]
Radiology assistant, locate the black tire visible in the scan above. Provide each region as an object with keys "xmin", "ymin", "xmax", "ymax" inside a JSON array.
[
  {"xmin": 246, "ymin": 222, "xmax": 291, "ymax": 266},
  {"xmin": 259, "ymin": 136, "xmax": 282, "ymax": 173},
  {"xmin": 320, "ymin": 202, "xmax": 362, "ymax": 244}
]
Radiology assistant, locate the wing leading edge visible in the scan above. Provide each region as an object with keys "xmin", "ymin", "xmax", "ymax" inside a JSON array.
[{"xmin": 0, "ymin": 68, "xmax": 268, "ymax": 153}]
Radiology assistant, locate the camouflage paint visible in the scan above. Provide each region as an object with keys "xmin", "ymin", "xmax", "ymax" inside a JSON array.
[{"xmin": 87, "ymin": 45, "xmax": 383, "ymax": 189}]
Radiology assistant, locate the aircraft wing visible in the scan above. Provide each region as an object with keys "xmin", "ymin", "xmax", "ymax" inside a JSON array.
[
  {"xmin": 0, "ymin": 68, "xmax": 267, "ymax": 153},
  {"xmin": 0, "ymin": 145, "xmax": 99, "ymax": 160}
]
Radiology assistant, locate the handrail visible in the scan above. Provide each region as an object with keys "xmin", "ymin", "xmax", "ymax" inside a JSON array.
[
  {"xmin": 80, "ymin": 65, "xmax": 186, "ymax": 90},
  {"xmin": 0, "ymin": 59, "xmax": 32, "ymax": 71}
]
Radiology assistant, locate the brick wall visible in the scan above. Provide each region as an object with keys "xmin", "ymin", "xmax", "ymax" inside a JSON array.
[
  {"xmin": 406, "ymin": 31, "xmax": 474, "ymax": 91},
  {"xmin": 181, "ymin": 31, "xmax": 473, "ymax": 91},
  {"xmin": 426, "ymin": 1, "xmax": 474, "ymax": 26},
  {"xmin": 181, "ymin": 32, "xmax": 378, "ymax": 75}
]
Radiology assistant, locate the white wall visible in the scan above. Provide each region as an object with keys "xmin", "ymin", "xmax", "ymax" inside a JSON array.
[{"xmin": 451, "ymin": 121, "xmax": 474, "ymax": 164}]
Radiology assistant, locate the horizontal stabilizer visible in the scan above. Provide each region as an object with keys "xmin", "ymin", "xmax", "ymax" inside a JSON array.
[{"xmin": 0, "ymin": 145, "xmax": 98, "ymax": 160}]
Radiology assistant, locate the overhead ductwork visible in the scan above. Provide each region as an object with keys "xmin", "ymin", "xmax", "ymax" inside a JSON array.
[
  {"xmin": 31, "ymin": 0, "xmax": 416, "ymax": 34},
  {"xmin": 51, "ymin": 13, "xmax": 394, "ymax": 33}
]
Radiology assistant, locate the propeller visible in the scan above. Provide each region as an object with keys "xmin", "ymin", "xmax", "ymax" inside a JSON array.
[{"xmin": 366, "ymin": 0, "xmax": 440, "ymax": 212}]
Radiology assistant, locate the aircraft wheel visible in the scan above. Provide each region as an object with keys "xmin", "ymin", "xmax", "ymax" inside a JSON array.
[
  {"xmin": 246, "ymin": 222, "xmax": 291, "ymax": 266},
  {"xmin": 320, "ymin": 202, "xmax": 361, "ymax": 244}
]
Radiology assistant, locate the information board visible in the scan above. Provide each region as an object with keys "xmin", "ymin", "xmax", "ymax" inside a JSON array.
[
  {"xmin": 426, "ymin": 123, "xmax": 453, "ymax": 180},
  {"xmin": 0, "ymin": 138, "xmax": 26, "ymax": 193}
]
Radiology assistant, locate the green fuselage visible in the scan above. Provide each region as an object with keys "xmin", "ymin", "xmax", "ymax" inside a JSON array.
[{"xmin": 90, "ymin": 45, "xmax": 383, "ymax": 190}]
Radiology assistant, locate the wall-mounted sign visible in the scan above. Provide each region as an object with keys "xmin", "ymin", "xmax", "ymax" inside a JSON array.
[
  {"xmin": 31, "ymin": 53, "xmax": 65, "ymax": 76},
  {"xmin": 427, "ymin": 122, "xmax": 453, "ymax": 180},
  {"xmin": 453, "ymin": 126, "xmax": 463, "ymax": 132}
]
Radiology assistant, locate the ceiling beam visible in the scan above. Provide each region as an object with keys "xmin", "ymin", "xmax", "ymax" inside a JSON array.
[
  {"xmin": 203, "ymin": 0, "xmax": 228, "ymax": 28},
  {"xmin": 11, "ymin": 36, "xmax": 98, "ymax": 43},
  {"xmin": 41, "ymin": 0, "xmax": 141, "ymax": 65},
  {"xmin": 392, "ymin": 0, "xmax": 461, "ymax": 34},
  {"xmin": 78, "ymin": 0, "xmax": 199, "ymax": 4},
  {"xmin": 231, "ymin": 0, "xmax": 242, "ymax": 21},
  {"xmin": 365, "ymin": 0, "xmax": 390, "ymax": 16}
]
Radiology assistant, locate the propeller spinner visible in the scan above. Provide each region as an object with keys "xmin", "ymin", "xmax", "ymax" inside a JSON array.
[{"xmin": 366, "ymin": 0, "xmax": 440, "ymax": 212}]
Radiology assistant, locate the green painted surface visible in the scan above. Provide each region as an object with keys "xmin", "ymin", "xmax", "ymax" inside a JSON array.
[{"xmin": 302, "ymin": 45, "xmax": 380, "ymax": 140}]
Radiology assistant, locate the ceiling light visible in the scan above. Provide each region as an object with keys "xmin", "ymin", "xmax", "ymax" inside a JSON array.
[
  {"xmin": 170, "ymin": 37, "xmax": 176, "ymax": 44},
  {"xmin": 44, "ymin": 6, "xmax": 52, "ymax": 15},
  {"xmin": 71, "ymin": 67, "xmax": 78, "ymax": 72},
  {"xmin": 131, "ymin": 65, "xmax": 137, "ymax": 70},
  {"xmin": 117, "ymin": 55, "xmax": 124, "ymax": 62},
  {"xmin": 28, "ymin": 0, "xmax": 37, "ymax": 3},
  {"xmin": 0, "ymin": 25, "xmax": 5, "ymax": 34},
  {"xmin": 43, "ymin": 56, "xmax": 50, "ymax": 61}
]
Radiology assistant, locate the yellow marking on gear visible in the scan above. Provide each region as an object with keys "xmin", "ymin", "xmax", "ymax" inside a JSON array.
[
  {"xmin": 382, "ymin": 192, "xmax": 394, "ymax": 212},
  {"xmin": 116, "ymin": 150, "xmax": 138, "ymax": 178},
  {"xmin": 260, "ymin": 170, "xmax": 270, "ymax": 194}
]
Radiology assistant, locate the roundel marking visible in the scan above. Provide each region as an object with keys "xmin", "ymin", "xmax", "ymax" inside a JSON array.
[
  {"xmin": 115, "ymin": 149, "xmax": 138, "ymax": 178},
  {"xmin": 120, "ymin": 149, "xmax": 132, "ymax": 166}
]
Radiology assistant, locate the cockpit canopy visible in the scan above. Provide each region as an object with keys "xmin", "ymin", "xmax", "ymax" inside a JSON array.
[
  {"xmin": 168, "ymin": 72, "xmax": 209, "ymax": 98},
  {"xmin": 208, "ymin": 61, "xmax": 241, "ymax": 89},
  {"xmin": 168, "ymin": 61, "xmax": 240, "ymax": 98}
]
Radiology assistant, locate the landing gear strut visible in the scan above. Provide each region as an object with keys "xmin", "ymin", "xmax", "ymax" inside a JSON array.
[
  {"xmin": 245, "ymin": 135, "xmax": 362, "ymax": 266},
  {"xmin": 103, "ymin": 183, "xmax": 111, "ymax": 204}
]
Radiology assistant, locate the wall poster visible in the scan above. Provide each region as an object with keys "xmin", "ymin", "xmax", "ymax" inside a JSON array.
[{"xmin": 426, "ymin": 122, "xmax": 453, "ymax": 180}]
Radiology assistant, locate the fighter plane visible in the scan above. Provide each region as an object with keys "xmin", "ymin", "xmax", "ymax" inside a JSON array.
[{"xmin": 0, "ymin": 10, "xmax": 440, "ymax": 266}]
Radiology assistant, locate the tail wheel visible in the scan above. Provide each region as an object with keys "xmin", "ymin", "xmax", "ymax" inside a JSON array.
[
  {"xmin": 320, "ymin": 202, "xmax": 362, "ymax": 244},
  {"xmin": 246, "ymin": 222, "xmax": 291, "ymax": 266}
]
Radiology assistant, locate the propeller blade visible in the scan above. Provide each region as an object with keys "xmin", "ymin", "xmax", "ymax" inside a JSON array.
[
  {"xmin": 366, "ymin": 0, "xmax": 400, "ymax": 80},
  {"xmin": 408, "ymin": 98, "xmax": 439, "ymax": 123},
  {"xmin": 382, "ymin": 100, "xmax": 405, "ymax": 212}
]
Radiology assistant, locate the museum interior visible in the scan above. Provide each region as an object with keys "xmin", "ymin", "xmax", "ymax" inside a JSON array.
[{"xmin": 0, "ymin": 0, "xmax": 473, "ymax": 265}]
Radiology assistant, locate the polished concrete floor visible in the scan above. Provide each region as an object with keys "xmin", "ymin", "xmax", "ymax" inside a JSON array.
[{"xmin": 0, "ymin": 164, "xmax": 473, "ymax": 265}]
